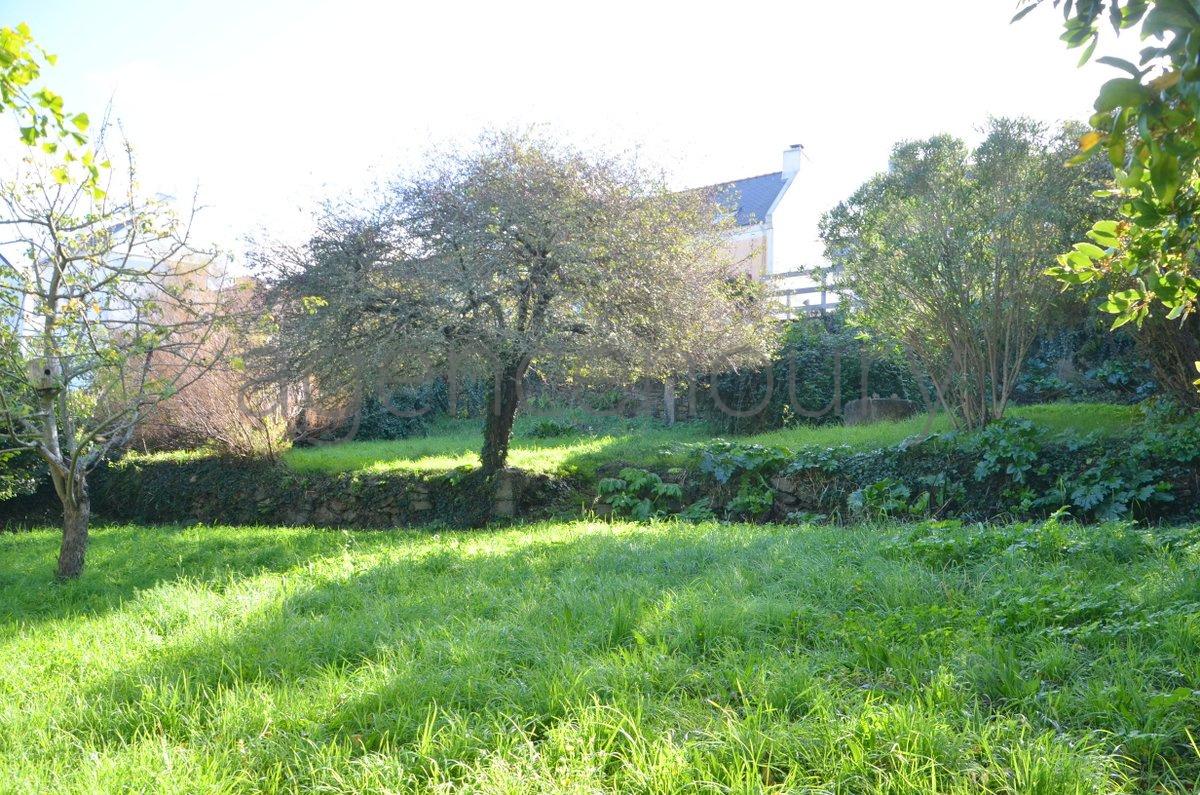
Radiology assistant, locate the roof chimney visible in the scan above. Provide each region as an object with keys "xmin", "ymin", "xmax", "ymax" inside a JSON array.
[{"xmin": 782, "ymin": 144, "xmax": 803, "ymax": 180}]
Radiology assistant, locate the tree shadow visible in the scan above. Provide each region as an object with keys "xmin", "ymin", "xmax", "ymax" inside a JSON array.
[
  {"xmin": 50, "ymin": 524, "xmax": 850, "ymax": 773},
  {"xmin": 0, "ymin": 523, "xmax": 417, "ymax": 628},
  {"xmin": 17, "ymin": 520, "xmax": 1191, "ymax": 789}
]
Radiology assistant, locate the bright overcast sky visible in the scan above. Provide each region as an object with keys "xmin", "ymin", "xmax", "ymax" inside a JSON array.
[{"xmin": 4, "ymin": 0, "xmax": 1146, "ymax": 267}]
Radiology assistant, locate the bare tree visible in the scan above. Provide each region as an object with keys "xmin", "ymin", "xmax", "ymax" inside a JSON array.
[
  {"xmin": 0, "ymin": 133, "xmax": 227, "ymax": 578},
  {"xmin": 130, "ymin": 277, "xmax": 293, "ymax": 458},
  {"xmin": 255, "ymin": 129, "xmax": 776, "ymax": 475}
]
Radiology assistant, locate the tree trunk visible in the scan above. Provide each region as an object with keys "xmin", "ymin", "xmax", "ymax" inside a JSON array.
[
  {"xmin": 1138, "ymin": 313, "xmax": 1200, "ymax": 411},
  {"xmin": 57, "ymin": 482, "xmax": 90, "ymax": 580},
  {"xmin": 663, "ymin": 378, "xmax": 676, "ymax": 427},
  {"xmin": 481, "ymin": 357, "xmax": 527, "ymax": 475}
]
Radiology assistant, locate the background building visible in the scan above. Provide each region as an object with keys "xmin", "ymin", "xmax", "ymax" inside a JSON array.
[{"xmin": 697, "ymin": 144, "xmax": 839, "ymax": 316}]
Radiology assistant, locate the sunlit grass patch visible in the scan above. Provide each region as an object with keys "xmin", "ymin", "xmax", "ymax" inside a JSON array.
[{"xmin": 1, "ymin": 517, "xmax": 1197, "ymax": 792}]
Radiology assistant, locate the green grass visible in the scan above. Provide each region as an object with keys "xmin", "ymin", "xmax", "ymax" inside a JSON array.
[
  {"xmin": 2, "ymin": 516, "xmax": 1198, "ymax": 792},
  {"xmin": 281, "ymin": 402, "xmax": 1140, "ymax": 478}
]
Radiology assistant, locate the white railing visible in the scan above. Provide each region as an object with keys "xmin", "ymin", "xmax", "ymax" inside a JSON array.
[{"xmin": 763, "ymin": 266, "xmax": 841, "ymax": 316}]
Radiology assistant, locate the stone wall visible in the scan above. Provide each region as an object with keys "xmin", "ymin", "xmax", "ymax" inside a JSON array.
[{"xmin": 0, "ymin": 456, "xmax": 576, "ymax": 530}]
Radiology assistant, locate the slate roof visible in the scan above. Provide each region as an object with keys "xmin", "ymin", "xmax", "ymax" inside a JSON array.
[{"xmin": 707, "ymin": 171, "xmax": 789, "ymax": 227}]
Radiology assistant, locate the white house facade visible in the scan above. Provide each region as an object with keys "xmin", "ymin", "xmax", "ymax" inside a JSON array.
[{"xmin": 697, "ymin": 144, "xmax": 839, "ymax": 315}]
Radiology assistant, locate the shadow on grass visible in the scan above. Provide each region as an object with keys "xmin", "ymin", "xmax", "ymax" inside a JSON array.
[
  {"xmin": 0, "ymin": 524, "xmax": 407, "ymax": 627},
  {"xmin": 10, "ymin": 518, "xmax": 1200, "ymax": 789},
  {"xmin": 53, "ymin": 524, "xmax": 866, "ymax": 759}
]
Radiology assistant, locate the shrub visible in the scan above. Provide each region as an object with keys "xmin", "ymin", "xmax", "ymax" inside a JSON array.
[
  {"xmin": 522, "ymin": 418, "xmax": 579, "ymax": 439},
  {"xmin": 848, "ymin": 477, "xmax": 916, "ymax": 519},
  {"xmin": 695, "ymin": 440, "xmax": 788, "ymax": 519},
  {"xmin": 700, "ymin": 414, "xmax": 1197, "ymax": 524},
  {"xmin": 133, "ymin": 359, "xmax": 292, "ymax": 459},
  {"xmin": 697, "ymin": 314, "xmax": 920, "ymax": 434},
  {"xmin": 1014, "ymin": 317, "xmax": 1156, "ymax": 405},
  {"xmin": 597, "ymin": 467, "xmax": 682, "ymax": 520},
  {"xmin": 0, "ymin": 449, "xmax": 43, "ymax": 502},
  {"xmin": 1137, "ymin": 313, "xmax": 1200, "ymax": 412},
  {"xmin": 822, "ymin": 119, "xmax": 1110, "ymax": 429}
]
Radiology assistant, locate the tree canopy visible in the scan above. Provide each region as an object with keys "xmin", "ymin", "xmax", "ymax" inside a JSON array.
[
  {"xmin": 255, "ymin": 129, "xmax": 776, "ymax": 476},
  {"xmin": 820, "ymin": 118, "xmax": 1110, "ymax": 428}
]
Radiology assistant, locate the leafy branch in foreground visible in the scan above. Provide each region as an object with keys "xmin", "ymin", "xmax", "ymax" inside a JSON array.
[
  {"xmin": 0, "ymin": 23, "xmax": 100, "ymax": 192},
  {"xmin": 1019, "ymin": 1, "xmax": 1200, "ymax": 392}
]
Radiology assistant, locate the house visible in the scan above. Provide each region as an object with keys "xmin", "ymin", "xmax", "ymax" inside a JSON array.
[{"xmin": 699, "ymin": 144, "xmax": 838, "ymax": 315}]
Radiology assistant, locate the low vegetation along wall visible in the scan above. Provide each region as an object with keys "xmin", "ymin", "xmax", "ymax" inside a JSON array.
[
  {"xmin": 598, "ymin": 414, "xmax": 1200, "ymax": 525},
  {"xmin": 3, "ymin": 412, "xmax": 1200, "ymax": 530},
  {"xmin": 1, "ymin": 458, "xmax": 575, "ymax": 530}
]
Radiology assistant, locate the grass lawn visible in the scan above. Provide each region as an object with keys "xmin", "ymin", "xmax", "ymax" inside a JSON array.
[
  {"xmin": 281, "ymin": 402, "xmax": 1141, "ymax": 478},
  {"xmin": 2, "ymin": 516, "xmax": 1198, "ymax": 792}
]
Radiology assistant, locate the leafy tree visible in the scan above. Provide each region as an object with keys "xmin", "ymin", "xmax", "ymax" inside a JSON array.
[
  {"xmin": 256, "ymin": 129, "xmax": 775, "ymax": 476},
  {"xmin": 0, "ymin": 136, "xmax": 227, "ymax": 578},
  {"xmin": 1019, "ymin": 0, "xmax": 1200, "ymax": 393},
  {"xmin": 820, "ymin": 118, "xmax": 1109, "ymax": 429}
]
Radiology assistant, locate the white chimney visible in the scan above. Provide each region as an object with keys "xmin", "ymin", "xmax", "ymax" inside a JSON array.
[{"xmin": 782, "ymin": 144, "xmax": 803, "ymax": 180}]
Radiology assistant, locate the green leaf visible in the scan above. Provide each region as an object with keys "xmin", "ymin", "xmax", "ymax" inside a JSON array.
[
  {"xmin": 1065, "ymin": 250, "xmax": 1094, "ymax": 269},
  {"xmin": 1097, "ymin": 56, "xmax": 1143, "ymax": 77},
  {"xmin": 1150, "ymin": 152, "xmax": 1181, "ymax": 203},
  {"xmin": 1078, "ymin": 33, "xmax": 1099, "ymax": 66},
  {"xmin": 1143, "ymin": 3, "xmax": 1200, "ymax": 39},
  {"xmin": 1073, "ymin": 242, "xmax": 1107, "ymax": 259},
  {"xmin": 1010, "ymin": 3, "xmax": 1038, "ymax": 23},
  {"xmin": 1111, "ymin": 312, "xmax": 1137, "ymax": 329},
  {"xmin": 71, "ymin": 112, "xmax": 88, "ymax": 132},
  {"xmin": 1095, "ymin": 77, "xmax": 1148, "ymax": 112}
]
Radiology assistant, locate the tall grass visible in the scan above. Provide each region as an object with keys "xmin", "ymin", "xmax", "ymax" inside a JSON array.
[{"xmin": 1, "ymin": 516, "xmax": 1196, "ymax": 792}]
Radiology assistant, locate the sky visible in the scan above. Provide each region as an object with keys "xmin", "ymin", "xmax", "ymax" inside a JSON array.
[{"xmin": 2, "ymin": 0, "xmax": 1147, "ymax": 268}]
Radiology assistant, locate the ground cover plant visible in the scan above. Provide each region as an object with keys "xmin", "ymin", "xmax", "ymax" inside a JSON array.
[{"xmin": 2, "ymin": 517, "xmax": 1200, "ymax": 792}]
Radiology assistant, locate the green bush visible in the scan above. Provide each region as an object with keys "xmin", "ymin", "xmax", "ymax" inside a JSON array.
[
  {"xmin": 597, "ymin": 467, "xmax": 682, "ymax": 520},
  {"xmin": 698, "ymin": 441, "xmax": 789, "ymax": 519},
  {"xmin": 5, "ymin": 405, "xmax": 1196, "ymax": 530},
  {"xmin": 329, "ymin": 377, "xmax": 490, "ymax": 442},
  {"xmin": 0, "ymin": 450, "xmax": 43, "ymax": 503},
  {"xmin": 681, "ymin": 412, "xmax": 1200, "ymax": 525},
  {"xmin": 521, "ymin": 417, "xmax": 580, "ymax": 439},
  {"xmin": 0, "ymin": 455, "xmax": 572, "ymax": 530},
  {"xmin": 698, "ymin": 314, "xmax": 921, "ymax": 434},
  {"xmin": 1014, "ymin": 319, "xmax": 1156, "ymax": 405}
]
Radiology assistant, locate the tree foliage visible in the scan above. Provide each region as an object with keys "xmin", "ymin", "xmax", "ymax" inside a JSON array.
[
  {"xmin": 1020, "ymin": 0, "xmax": 1200, "ymax": 390},
  {"xmin": 0, "ymin": 23, "xmax": 98, "ymax": 189},
  {"xmin": 256, "ymin": 129, "xmax": 776, "ymax": 475},
  {"xmin": 820, "ymin": 118, "xmax": 1110, "ymax": 429}
]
